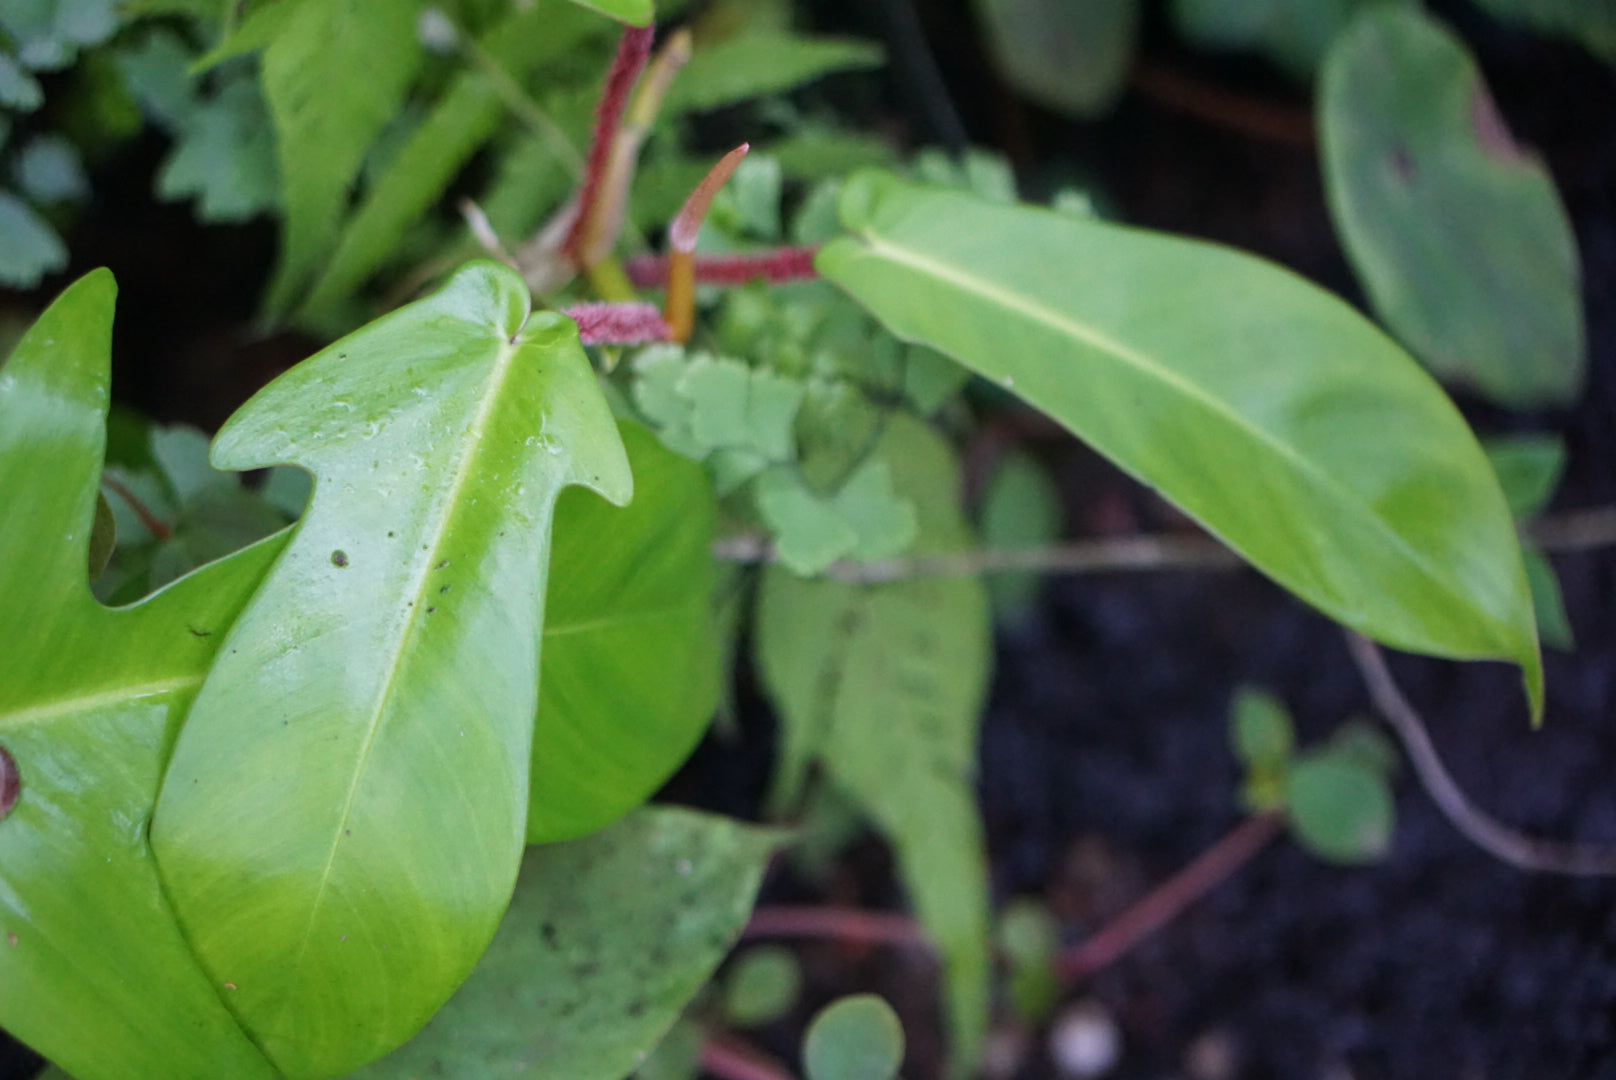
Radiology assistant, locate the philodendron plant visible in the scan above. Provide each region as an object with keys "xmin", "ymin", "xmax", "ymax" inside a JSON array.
[{"xmin": 0, "ymin": 3, "xmax": 1551, "ymax": 1079}]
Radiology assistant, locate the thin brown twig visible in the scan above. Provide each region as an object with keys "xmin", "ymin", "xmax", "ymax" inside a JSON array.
[
  {"xmin": 701, "ymin": 1032, "xmax": 799, "ymax": 1080},
  {"xmin": 712, "ymin": 503, "xmax": 1616, "ymax": 584},
  {"xmin": 743, "ymin": 905, "xmax": 934, "ymax": 950},
  {"xmin": 100, "ymin": 475, "xmax": 172, "ymax": 541},
  {"xmin": 1131, "ymin": 60, "xmax": 1315, "ymax": 147},
  {"xmin": 1344, "ymin": 632, "xmax": 1616, "ymax": 876},
  {"xmin": 1056, "ymin": 812, "xmax": 1284, "ymax": 982}
]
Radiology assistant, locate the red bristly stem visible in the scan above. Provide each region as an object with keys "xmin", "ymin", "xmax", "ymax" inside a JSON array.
[
  {"xmin": 565, "ymin": 24, "xmax": 655, "ymax": 262},
  {"xmin": 700, "ymin": 1033, "xmax": 798, "ymax": 1080},
  {"xmin": 562, "ymin": 301, "xmax": 672, "ymax": 344},
  {"xmin": 624, "ymin": 246, "xmax": 821, "ymax": 288},
  {"xmin": 1055, "ymin": 811, "xmax": 1283, "ymax": 981},
  {"xmin": 101, "ymin": 474, "xmax": 172, "ymax": 541},
  {"xmin": 742, "ymin": 905, "xmax": 933, "ymax": 949}
]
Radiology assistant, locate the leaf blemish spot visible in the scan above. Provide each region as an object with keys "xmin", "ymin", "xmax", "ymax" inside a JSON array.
[
  {"xmin": 1390, "ymin": 144, "xmax": 1416, "ymax": 184},
  {"xmin": 0, "ymin": 746, "xmax": 19, "ymax": 822},
  {"xmin": 188, "ymin": 625, "xmax": 212, "ymax": 637},
  {"xmin": 331, "ymin": 550, "xmax": 350, "ymax": 567},
  {"xmin": 6, "ymin": 932, "xmax": 16, "ymax": 948}
]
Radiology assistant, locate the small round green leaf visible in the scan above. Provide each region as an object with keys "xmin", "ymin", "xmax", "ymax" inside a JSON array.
[
  {"xmin": 1285, "ymin": 754, "xmax": 1395, "ymax": 864},
  {"xmin": 1229, "ymin": 687, "xmax": 1295, "ymax": 767},
  {"xmin": 723, "ymin": 946, "xmax": 803, "ymax": 1028},
  {"xmin": 803, "ymin": 995, "xmax": 905, "ymax": 1080}
]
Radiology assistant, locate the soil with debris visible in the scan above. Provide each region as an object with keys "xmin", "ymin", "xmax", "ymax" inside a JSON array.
[{"xmin": 3, "ymin": 2, "xmax": 1614, "ymax": 1079}]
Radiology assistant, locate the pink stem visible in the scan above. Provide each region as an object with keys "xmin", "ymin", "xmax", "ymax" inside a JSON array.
[
  {"xmin": 565, "ymin": 24, "xmax": 655, "ymax": 260},
  {"xmin": 742, "ymin": 906, "xmax": 932, "ymax": 949},
  {"xmin": 701, "ymin": 1034, "xmax": 799, "ymax": 1080},
  {"xmin": 1055, "ymin": 812, "xmax": 1283, "ymax": 982},
  {"xmin": 624, "ymin": 247, "xmax": 821, "ymax": 288}
]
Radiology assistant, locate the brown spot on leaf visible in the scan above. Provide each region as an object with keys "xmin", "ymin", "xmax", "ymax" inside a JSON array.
[
  {"xmin": 331, "ymin": 550, "xmax": 349, "ymax": 567},
  {"xmin": 1471, "ymin": 86, "xmax": 1523, "ymax": 163},
  {"xmin": 0, "ymin": 746, "xmax": 18, "ymax": 822},
  {"xmin": 1389, "ymin": 143, "xmax": 1416, "ymax": 184},
  {"xmin": 6, "ymin": 932, "xmax": 16, "ymax": 947}
]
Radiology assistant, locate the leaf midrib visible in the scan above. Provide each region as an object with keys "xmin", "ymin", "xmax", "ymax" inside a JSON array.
[
  {"xmin": 289, "ymin": 327, "xmax": 527, "ymax": 979},
  {"xmin": 847, "ymin": 225, "xmax": 1501, "ymax": 625}
]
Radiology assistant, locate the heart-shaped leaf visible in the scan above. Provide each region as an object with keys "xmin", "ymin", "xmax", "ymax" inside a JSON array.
[
  {"xmin": 0, "ymin": 270, "xmax": 284, "ymax": 1080},
  {"xmin": 1319, "ymin": 6, "xmax": 1584, "ymax": 407},
  {"xmin": 151, "ymin": 261, "xmax": 631, "ymax": 1079},
  {"xmin": 818, "ymin": 171, "xmax": 1542, "ymax": 719}
]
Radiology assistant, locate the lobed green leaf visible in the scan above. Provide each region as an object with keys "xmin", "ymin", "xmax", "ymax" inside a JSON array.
[
  {"xmin": 0, "ymin": 270, "xmax": 284, "ymax": 1080},
  {"xmin": 151, "ymin": 261, "xmax": 631, "ymax": 1078}
]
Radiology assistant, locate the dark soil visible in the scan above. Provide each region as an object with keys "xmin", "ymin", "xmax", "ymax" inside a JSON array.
[{"xmin": 3, "ymin": 2, "xmax": 1614, "ymax": 1079}]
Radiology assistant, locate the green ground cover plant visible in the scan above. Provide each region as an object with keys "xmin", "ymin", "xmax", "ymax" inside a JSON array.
[{"xmin": 0, "ymin": 0, "xmax": 1600, "ymax": 1077}]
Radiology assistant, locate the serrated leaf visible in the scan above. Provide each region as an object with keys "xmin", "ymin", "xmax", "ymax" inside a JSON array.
[
  {"xmin": 12, "ymin": 135, "xmax": 85, "ymax": 204},
  {"xmin": 251, "ymin": 0, "xmax": 423, "ymax": 314},
  {"xmin": 819, "ymin": 169, "xmax": 1543, "ymax": 720},
  {"xmin": 1285, "ymin": 753, "xmax": 1395, "ymax": 864},
  {"xmin": 350, "ymin": 807, "xmax": 779, "ymax": 1080},
  {"xmin": 115, "ymin": 30, "xmax": 198, "ymax": 132},
  {"xmin": 0, "ymin": 190, "xmax": 66, "ymax": 287},
  {"xmin": 565, "ymin": 0, "xmax": 654, "ymax": 26},
  {"xmin": 156, "ymin": 73, "xmax": 279, "ymax": 222},
  {"xmin": 0, "ymin": 52, "xmax": 44, "ymax": 110},
  {"xmin": 1320, "ymin": 7, "xmax": 1585, "ymax": 407},
  {"xmin": 681, "ymin": 355, "xmax": 753, "ymax": 451},
  {"xmin": 832, "ymin": 457, "xmax": 917, "ymax": 562},
  {"xmin": 150, "ymin": 261, "xmax": 631, "ymax": 1079},
  {"xmin": 0, "ymin": 0, "xmax": 118, "ymax": 72},
  {"xmin": 755, "ymin": 466, "xmax": 859, "ymax": 574},
  {"xmin": 1484, "ymin": 435, "xmax": 1565, "ymax": 520},
  {"xmin": 528, "ymin": 420, "xmax": 720, "ymax": 843},
  {"xmin": 0, "ymin": 270, "xmax": 284, "ymax": 1080},
  {"xmin": 665, "ymin": 32, "xmax": 884, "ymax": 115},
  {"xmin": 757, "ymin": 415, "xmax": 991, "ymax": 1078},
  {"xmin": 973, "ymin": 0, "xmax": 1138, "ymax": 116}
]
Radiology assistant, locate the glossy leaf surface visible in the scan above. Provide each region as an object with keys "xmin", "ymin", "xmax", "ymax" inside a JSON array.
[
  {"xmin": 566, "ymin": 0, "xmax": 654, "ymax": 26},
  {"xmin": 0, "ymin": 270, "xmax": 283, "ymax": 1080},
  {"xmin": 528, "ymin": 420, "xmax": 720, "ymax": 843},
  {"xmin": 819, "ymin": 170, "xmax": 1542, "ymax": 717},
  {"xmin": 151, "ymin": 261, "xmax": 631, "ymax": 1079},
  {"xmin": 757, "ymin": 415, "xmax": 991, "ymax": 1078},
  {"xmin": 1320, "ymin": 7, "xmax": 1584, "ymax": 407},
  {"xmin": 349, "ymin": 807, "xmax": 779, "ymax": 1080}
]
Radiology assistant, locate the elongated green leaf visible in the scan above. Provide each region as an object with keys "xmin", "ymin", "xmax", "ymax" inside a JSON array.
[
  {"xmin": 350, "ymin": 807, "xmax": 779, "ymax": 1080},
  {"xmin": 757, "ymin": 415, "xmax": 991, "ymax": 1079},
  {"xmin": 819, "ymin": 171, "xmax": 1542, "ymax": 718},
  {"xmin": 665, "ymin": 32, "xmax": 884, "ymax": 115},
  {"xmin": 0, "ymin": 270, "xmax": 284, "ymax": 1080},
  {"xmin": 301, "ymin": 2, "xmax": 601, "ymax": 315},
  {"xmin": 973, "ymin": 0, "xmax": 1138, "ymax": 116},
  {"xmin": 151, "ymin": 261, "xmax": 632, "ymax": 1079},
  {"xmin": 566, "ymin": 0, "xmax": 653, "ymax": 26},
  {"xmin": 1320, "ymin": 7, "xmax": 1585, "ymax": 407},
  {"xmin": 528, "ymin": 420, "xmax": 720, "ymax": 843},
  {"xmin": 250, "ymin": 0, "xmax": 423, "ymax": 314}
]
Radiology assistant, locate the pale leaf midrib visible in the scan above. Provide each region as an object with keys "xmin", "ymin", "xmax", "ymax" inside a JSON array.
[
  {"xmin": 291, "ymin": 328, "xmax": 526, "ymax": 973},
  {"xmin": 1, "ymin": 675, "xmax": 199, "ymax": 730},
  {"xmin": 851, "ymin": 227, "xmax": 1505, "ymax": 631}
]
